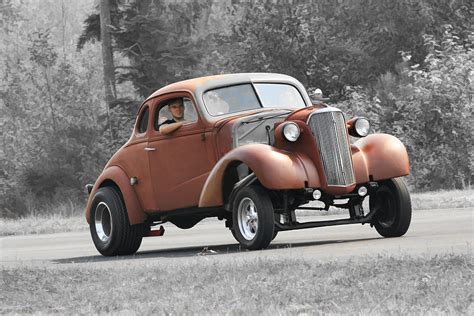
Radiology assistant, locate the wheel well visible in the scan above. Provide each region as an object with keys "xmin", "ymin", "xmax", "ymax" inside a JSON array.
[
  {"xmin": 99, "ymin": 180, "xmax": 125, "ymax": 205},
  {"xmin": 222, "ymin": 161, "xmax": 260, "ymax": 205},
  {"xmin": 222, "ymin": 161, "xmax": 241, "ymax": 205}
]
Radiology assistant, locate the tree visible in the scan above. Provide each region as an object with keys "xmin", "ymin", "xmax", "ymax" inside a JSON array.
[
  {"xmin": 78, "ymin": 0, "xmax": 217, "ymax": 98},
  {"xmin": 1, "ymin": 0, "xmax": 110, "ymax": 217},
  {"xmin": 78, "ymin": 0, "xmax": 470, "ymax": 100},
  {"xmin": 74, "ymin": 0, "xmax": 473, "ymax": 192},
  {"xmin": 100, "ymin": 0, "xmax": 116, "ymax": 142},
  {"xmin": 338, "ymin": 27, "xmax": 473, "ymax": 190},
  {"xmin": 212, "ymin": 0, "xmax": 470, "ymax": 98}
]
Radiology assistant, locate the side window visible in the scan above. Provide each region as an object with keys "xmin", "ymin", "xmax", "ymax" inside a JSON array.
[
  {"xmin": 137, "ymin": 106, "xmax": 149, "ymax": 134},
  {"xmin": 154, "ymin": 97, "xmax": 198, "ymax": 130}
]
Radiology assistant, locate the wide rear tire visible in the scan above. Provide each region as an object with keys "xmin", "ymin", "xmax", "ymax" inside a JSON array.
[
  {"xmin": 232, "ymin": 185, "xmax": 275, "ymax": 250},
  {"xmin": 370, "ymin": 177, "xmax": 412, "ymax": 237},
  {"xmin": 90, "ymin": 187, "xmax": 145, "ymax": 256}
]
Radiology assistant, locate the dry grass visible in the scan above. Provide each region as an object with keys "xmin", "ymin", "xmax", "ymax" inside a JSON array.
[
  {"xmin": 1, "ymin": 189, "xmax": 472, "ymax": 237},
  {"xmin": 411, "ymin": 189, "xmax": 474, "ymax": 210},
  {"xmin": 0, "ymin": 213, "xmax": 86, "ymax": 236},
  {"xmin": 1, "ymin": 253, "xmax": 472, "ymax": 315},
  {"xmin": 0, "ymin": 200, "xmax": 87, "ymax": 236}
]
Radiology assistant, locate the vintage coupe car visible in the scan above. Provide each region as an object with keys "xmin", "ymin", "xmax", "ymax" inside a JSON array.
[{"xmin": 85, "ymin": 73, "xmax": 411, "ymax": 256}]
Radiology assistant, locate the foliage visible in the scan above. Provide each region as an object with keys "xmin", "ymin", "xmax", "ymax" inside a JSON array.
[
  {"xmin": 338, "ymin": 27, "xmax": 473, "ymax": 190},
  {"xmin": 77, "ymin": 0, "xmax": 218, "ymax": 97},
  {"xmin": 78, "ymin": 0, "xmax": 470, "ymax": 99},
  {"xmin": 1, "ymin": 0, "xmax": 472, "ymax": 218},
  {"xmin": 0, "ymin": 1, "xmax": 111, "ymax": 217},
  {"xmin": 215, "ymin": 0, "xmax": 472, "ymax": 99}
]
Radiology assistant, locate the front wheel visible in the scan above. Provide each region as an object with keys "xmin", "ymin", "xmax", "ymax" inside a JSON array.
[
  {"xmin": 90, "ymin": 187, "xmax": 145, "ymax": 256},
  {"xmin": 370, "ymin": 177, "xmax": 412, "ymax": 237},
  {"xmin": 232, "ymin": 185, "xmax": 275, "ymax": 250},
  {"xmin": 230, "ymin": 226, "xmax": 278, "ymax": 243}
]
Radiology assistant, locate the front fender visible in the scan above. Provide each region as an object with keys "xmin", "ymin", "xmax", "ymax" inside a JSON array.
[
  {"xmin": 352, "ymin": 133, "xmax": 410, "ymax": 182},
  {"xmin": 199, "ymin": 144, "xmax": 320, "ymax": 207},
  {"xmin": 85, "ymin": 165, "xmax": 147, "ymax": 225}
]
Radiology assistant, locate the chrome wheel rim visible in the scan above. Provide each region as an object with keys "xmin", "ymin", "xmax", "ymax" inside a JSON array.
[
  {"xmin": 237, "ymin": 197, "xmax": 258, "ymax": 240},
  {"xmin": 95, "ymin": 202, "xmax": 113, "ymax": 242}
]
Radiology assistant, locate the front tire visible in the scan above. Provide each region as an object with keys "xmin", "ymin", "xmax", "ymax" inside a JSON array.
[
  {"xmin": 90, "ymin": 187, "xmax": 145, "ymax": 256},
  {"xmin": 370, "ymin": 177, "xmax": 412, "ymax": 237},
  {"xmin": 232, "ymin": 185, "xmax": 275, "ymax": 250}
]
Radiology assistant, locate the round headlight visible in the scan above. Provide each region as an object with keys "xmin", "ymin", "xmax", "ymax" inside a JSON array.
[
  {"xmin": 282, "ymin": 122, "xmax": 300, "ymax": 142},
  {"xmin": 354, "ymin": 118, "xmax": 370, "ymax": 137}
]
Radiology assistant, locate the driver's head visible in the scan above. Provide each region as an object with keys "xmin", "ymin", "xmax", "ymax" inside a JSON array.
[
  {"xmin": 168, "ymin": 98, "xmax": 184, "ymax": 120},
  {"xmin": 313, "ymin": 88, "xmax": 323, "ymax": 100}
]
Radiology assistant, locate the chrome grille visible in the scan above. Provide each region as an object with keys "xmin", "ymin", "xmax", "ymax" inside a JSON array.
[{"xmin": 307, "ymin": 109, "xmax": 355, "ymax": 186}]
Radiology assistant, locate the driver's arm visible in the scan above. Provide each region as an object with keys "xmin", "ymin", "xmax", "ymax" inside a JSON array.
[{"xmin": 159, "ymin": 121, "xmax": 184, "ymax": 135}]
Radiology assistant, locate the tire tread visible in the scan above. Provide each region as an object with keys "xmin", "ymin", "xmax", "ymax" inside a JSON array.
[
  {"xmin": 373, "ymin": 177, "xmax": 412, "ymax": 237},
  {"xmin": 90, "ymin": 186, "xmax": 144, "ymax": 256}
]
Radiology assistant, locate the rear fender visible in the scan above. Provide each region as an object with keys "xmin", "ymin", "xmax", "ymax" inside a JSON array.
[
  {"xmin": 352, "ymin": 133, "xmax": 410, "ymax": 182},
  {"xmin": 199, "ymin": 144, "xmax": 320, "ymax": 207},
  {"xmin": 85, "ymin": 166, "xmax": 147, "ymax": 225}
]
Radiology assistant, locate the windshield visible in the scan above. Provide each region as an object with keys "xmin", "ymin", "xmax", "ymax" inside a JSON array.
[
  {"xmin": 203, "ymin": 83, "xmax": 306, "ymax": 116},
  {"xmin": 254, "ymin": 83, "xmax": 306, "ymax": 109}
]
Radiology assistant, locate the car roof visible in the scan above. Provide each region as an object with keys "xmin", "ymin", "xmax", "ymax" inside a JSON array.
[
  {"xmin": 144, "ymin": 73, "xmax": 305, "ymax": 102},
  {"xmin": 140, "ymin": 73, "xmax": 312, "ymax": 124}
]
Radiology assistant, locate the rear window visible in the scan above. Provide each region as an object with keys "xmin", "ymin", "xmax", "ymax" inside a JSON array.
[{"xmin": 137, "ymin": 106, "xmax": 149, "ymax": 133}]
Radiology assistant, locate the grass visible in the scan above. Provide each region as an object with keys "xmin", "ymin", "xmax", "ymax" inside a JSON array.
[
  {"xmin": 1, "ymin": 253, "xmax": 472, "ymax": 314},
  {"xmin": 0, "ymin": 213, "xmax": 86, "ymax": 236},
  {"xmin": 1, "ymin": 189, "xmax": 472, "ymax": 237},
  {"xmin": 410, "ymin": 189, "xmax": 474, "ymax": 210},
  {"xmin": 0, "ymin": 199, "xmax": 88, "ymax": 236}
]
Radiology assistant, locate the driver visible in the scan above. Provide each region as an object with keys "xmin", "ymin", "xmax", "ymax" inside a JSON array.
[{"xmin": 158, "ymin": 98, "xmax": 185, "ymax": 134}]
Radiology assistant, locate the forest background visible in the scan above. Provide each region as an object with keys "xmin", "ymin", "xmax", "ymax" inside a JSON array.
[{"xmin": 1, "ymin": 0, "xmax": 472, "ymax": 218}]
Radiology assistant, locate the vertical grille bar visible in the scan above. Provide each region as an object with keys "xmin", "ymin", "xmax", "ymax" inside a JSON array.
[{"xmin": 307, "ymin": 109, "xmax": 355, "ymax": 186}]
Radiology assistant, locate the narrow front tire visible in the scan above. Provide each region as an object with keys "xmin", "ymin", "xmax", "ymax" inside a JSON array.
[
  {"xmin": 232, "ymin": 185, "xmax": 275, "ymax": 250},
  {"xmin": 370, "ymin": 177, "xmax": 412, "ymax": 237}
]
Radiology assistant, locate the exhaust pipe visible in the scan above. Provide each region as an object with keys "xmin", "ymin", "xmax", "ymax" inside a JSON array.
[{"xmin": 145, "ymin": 225, "xmax": 165, "ymax": 237}]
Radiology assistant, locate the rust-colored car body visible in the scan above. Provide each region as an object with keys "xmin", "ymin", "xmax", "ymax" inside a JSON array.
[{"xmin": 86, "ymin": 73, "xmax": 410, "ymax": 249}]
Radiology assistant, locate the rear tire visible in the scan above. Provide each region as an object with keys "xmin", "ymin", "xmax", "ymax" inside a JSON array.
[
  {"xmin": 370, "ymin": 177, "xmax": 412, "ymax": 237},
  {"xmin": 232, "ymin": 185, "xmax": 275, "ymax": 250},
  {"xmin": 90, "ymin": 187, "xmax": 145, "ymax": 256}
]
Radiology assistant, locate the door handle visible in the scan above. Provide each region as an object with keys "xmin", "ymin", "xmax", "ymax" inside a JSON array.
[{"xmin": 144, "ymin": 147, "xmax": 156, "ymax": 151}]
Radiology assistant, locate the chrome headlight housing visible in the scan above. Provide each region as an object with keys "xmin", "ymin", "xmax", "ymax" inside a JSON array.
[
  {"xmin": 354, "ymin": 118, "xmax": 370, "ymax": 137},
  {"xmin": 282, "ymin": 122, "xmax": 301, "ymax": 142}
]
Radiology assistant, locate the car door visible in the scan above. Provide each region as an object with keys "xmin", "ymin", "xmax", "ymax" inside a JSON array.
[
  {"xmin": 147, "ymin": 94, "xmax": 216, "ymax": 211},
  {"xmin": 116, "ymin": 104, "xmax": 157, "ymax": 212}
]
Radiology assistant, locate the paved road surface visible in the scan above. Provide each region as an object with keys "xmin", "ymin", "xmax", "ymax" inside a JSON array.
[{"xmin": 1, "ymin": 208, "xmax": 472, "ymax": 266}]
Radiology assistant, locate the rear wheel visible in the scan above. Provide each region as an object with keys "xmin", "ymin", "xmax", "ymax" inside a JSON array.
[
  {"xmin": 370, "ymin": 177, "xmax": 412, "ymax": 237},
  {"xmin": 90, "ymin": 187, "xmax": 145, "ymax": 256},
  {"xmin": 232, "ymin": 185, "xmax": 275, "ymax": 250}
]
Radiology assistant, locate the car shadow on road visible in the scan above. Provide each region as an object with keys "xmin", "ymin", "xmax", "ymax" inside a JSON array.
[{"xmin": 53, "ymin": 237, "xmax": 381, "ymax": 264}]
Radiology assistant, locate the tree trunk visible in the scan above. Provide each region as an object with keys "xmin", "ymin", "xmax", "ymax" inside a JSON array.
[
  {"xmin": 100, "ymin": 0, "xmax": 116, "ymax": 142},
  {"xmin": 61, "ymin": 0, "xmax": 66, "ymax": 61},
  {"xmin": 43, "ymin": 68, "xmax": 57, "ymax": 133}
]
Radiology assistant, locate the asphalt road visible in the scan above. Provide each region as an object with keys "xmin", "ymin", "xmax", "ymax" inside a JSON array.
[{"xmin": 1, "ymin": 208, "xmax": 472, "ymax": 266}]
